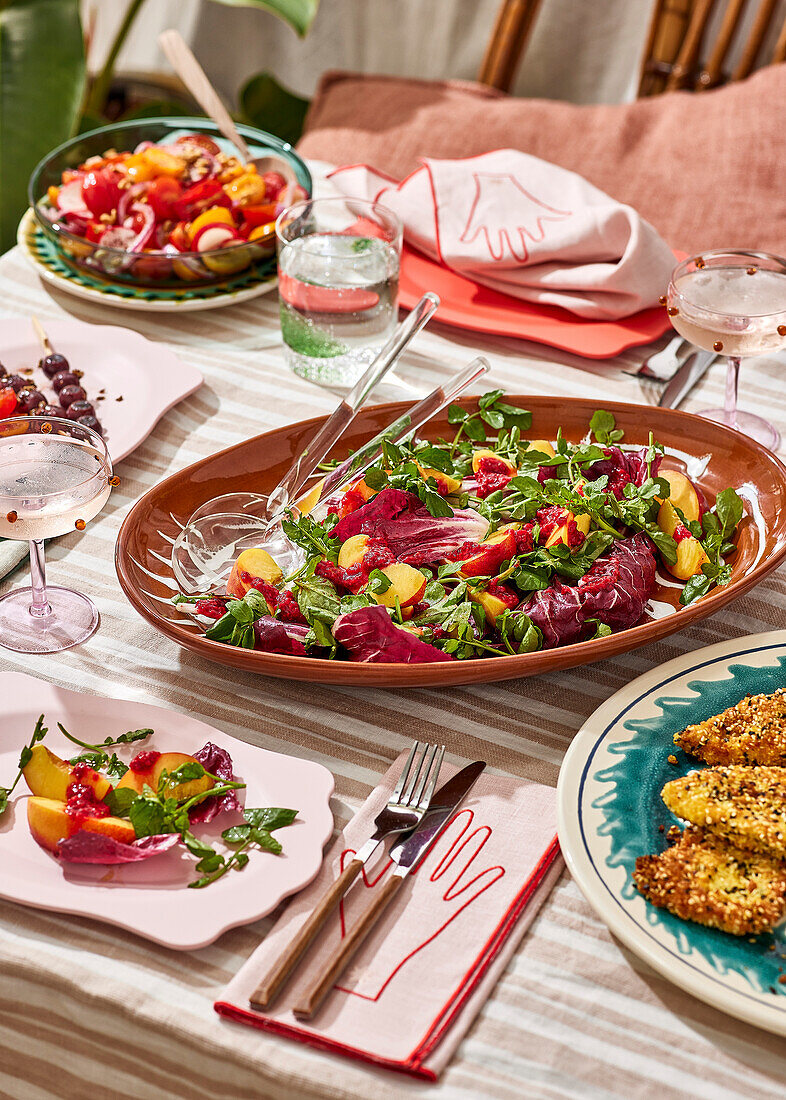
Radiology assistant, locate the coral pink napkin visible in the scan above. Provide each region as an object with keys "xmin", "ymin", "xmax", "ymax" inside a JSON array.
[
  {"xmin": 215, "ymin": 756, "xmax": 562, "ymax": 1081},
  {"xmin": 329, "ymin": 150, "xmax": 675, "ymax": 320}
]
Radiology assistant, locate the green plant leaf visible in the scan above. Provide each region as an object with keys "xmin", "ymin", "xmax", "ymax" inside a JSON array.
[
  {"xmin": 0, "ymin": 0, "xmax": 86, "ymax": 254},
  {"xmin": 215, "ymin": 0, "xmax": 320, "ymax": 37},
  {"xmin": 240, "ymin": 70, "xmax": 310, "ymax": 145}
]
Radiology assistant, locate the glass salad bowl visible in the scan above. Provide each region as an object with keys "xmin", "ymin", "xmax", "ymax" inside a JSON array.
[{"xmin": 27, "ymin": 117, "xmax": 312, "ymax": 290}]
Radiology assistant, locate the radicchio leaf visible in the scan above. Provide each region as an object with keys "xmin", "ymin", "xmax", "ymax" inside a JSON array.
[
  {"xmin": 333, "ymin": 604, "xmax": 451, "ymax": 663},
  {"xmin": 518, "ymin": 581, "xmax": 585, "ymax": 648},
  {"xmin": 330, "ymin": 487, "xmax": 488, "ymax": 564},
  {"xmin": 585, "ymin": 446, "xmax": 662, "ymax": 496},
  {"xmin": 57, "ymin": 831, "xmax": 180, "ymax": 864},
  {"xmin": 253, "ymin": 616, "xmax": 308, "ymax": 655},
  {"xmin": 576, "ymin": 532, "xmax": 657, "ymax": 630},
  {"xmin": 519, "ymin": 534, "xmax": 656, "ymax": 648},
  {"xmin": 190, "ymin": 742, "xmax": 242, "ymax": 824}
]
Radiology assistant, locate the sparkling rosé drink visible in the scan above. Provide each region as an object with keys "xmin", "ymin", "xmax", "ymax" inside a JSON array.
[
  {"xmin": 666, "ymin": 251, "xmax": 786, "ymax": 449},
  {"xmin": 0, "ymin": 435, "xmax": 110, "ymax": 539},
  {"xmin": 0, "ymin": 417, "xmax": 113, "ymax": 655}
]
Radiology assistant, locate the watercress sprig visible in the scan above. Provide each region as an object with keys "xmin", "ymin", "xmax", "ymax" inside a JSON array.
[
  {"xmin": 60, "ymin": 722, "xmax": 153, "ymax": 778},
  {"xmin": 0, "ymin": 715, "xmax": 48, "ymax": 818}
]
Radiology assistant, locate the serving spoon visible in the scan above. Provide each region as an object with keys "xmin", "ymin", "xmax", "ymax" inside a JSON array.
[
  {"xmin": 171, "ymin": 293, "xmax": 440, "ymax": 593},
  {"xmin": 158, "ymin": 29, "xmax": 300, "ymax": 198},
  {"xmin": 172, "ymin": 353, "xmax": 489, "ymax": 597}
]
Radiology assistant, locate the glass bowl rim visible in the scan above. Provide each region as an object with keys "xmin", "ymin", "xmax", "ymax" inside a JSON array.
[{"xmin": 28, "ymin": 116, "xmax": 312, "ymax": 264}]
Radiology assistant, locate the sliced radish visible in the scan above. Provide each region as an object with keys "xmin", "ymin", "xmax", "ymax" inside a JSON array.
[
  {"xmin": 56, "ymin": 179, "xmax": 90, "ymax": 217},
  {"xmin": 278, "ymin": 274, "xmax": 380, "ymax": 313},
  {"xmin": 98, "ymin": 226, "xmax": 137, "ymax": 249},
  {"xmin": 193, "ymin": 223, "xmax": 240, "ymax": 251}
]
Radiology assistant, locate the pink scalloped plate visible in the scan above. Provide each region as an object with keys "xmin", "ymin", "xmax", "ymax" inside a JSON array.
[
  {"xmin": 0, "ymin": 316, "xmax": 202, "ymax": 461},
  {"xmin": 0, "ymin": 672, "xmax": 334, "ymax": 949}
]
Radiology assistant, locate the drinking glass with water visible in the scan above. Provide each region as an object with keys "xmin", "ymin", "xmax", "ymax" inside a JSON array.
[{"xmin": 276, "ymin": 198, "xmax": 402, "ymax": 387}]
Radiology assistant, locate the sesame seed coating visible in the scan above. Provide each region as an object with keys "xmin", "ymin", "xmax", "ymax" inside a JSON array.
[
  {"xmin": 661, "ymin": 764, "xmax": 786, "ymax": 860},
  {"xmin": 634, "ymin": 826, "xmax": 786, "ymax": 936},
  {"xmin": 673, "ymin": 688, "xmax": 786, "ymax": 766}
]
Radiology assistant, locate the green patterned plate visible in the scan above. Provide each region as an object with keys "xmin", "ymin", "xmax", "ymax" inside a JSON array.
[
  {"xmin": 558, "ymin": 632, "xmax": 786, "ymax": 1036},
  {"xmin": 17, "ymin": 209, "xmax": 277, "ymax": 312}
]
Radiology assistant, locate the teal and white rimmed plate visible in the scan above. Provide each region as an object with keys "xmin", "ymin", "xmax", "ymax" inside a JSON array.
[
  {"xmin": 17, "ymin": 208, "xmax": 277, "ymax": 313},
  {"xmin": 558, "ymin": 631, "xmax": 786, "ymax": 1036}
]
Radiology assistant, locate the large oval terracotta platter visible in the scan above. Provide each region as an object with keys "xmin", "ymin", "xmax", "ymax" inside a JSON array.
[{"xmin": 115, "ymin": 396, "xmax": 786, "ymax": 687}]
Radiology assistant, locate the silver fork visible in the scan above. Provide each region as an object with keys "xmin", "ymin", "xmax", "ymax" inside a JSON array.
[{"xmin": 249, "ymin": 740, "xmax": 445, "ymax": 1010}]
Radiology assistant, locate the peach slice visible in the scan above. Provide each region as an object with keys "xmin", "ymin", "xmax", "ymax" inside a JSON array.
[
  {"xmin": 22, "ymin": 745, "xmax": 112, "ymax": 802},
  {"xmin": 459, "ymin": 529, "xmax": 516, "ymax": 577},
  {"xmin": 658, "ymin": 470, "xmax": 701, "ymax": 525},
  {"xmin": 526, "ymin": 439, "xmax": 556, "ymax": 458},
  {"xmin": 657, "ymin": 499, "xmax": 709, "ymax": 579},
  {"xmin": 371, "ymin": 563, "xmax": 427, "ymax": 608},
  {"xmin": 471, "ymin": 449, "xmax": 516, "ymax": 476},
  {"xmin": 338, "ymin": 534, "xmax": 371, "ymax": 570},
  {"xmin": 226, "ymin": 547, "xmax": 283, "ymax": 598},
  {"xmin": 115, "ymin": 752, "xmax": 215, "ymax": 802},
  {"xmin": 27, "ymin": 797, "xmax": 136, "ymax": 855},
  {"xmin": 414, "ymin": 462, "xmax": 462, "ymax": 495},
  {"xmin": 348, "ymin": 477, "xmax": 376, "ymax": 502},
  {"xmin": 669, "ymin": 536, "xmax": 710, "ymax": 581},
  {"xmin": 295, "ymin": 478, "xmax": 325, "ymax": 517},
  {"xmin": 470, "ymin": 589, "xmax": 511, "ymax": 625},
  {"xmin": 544, "ymin": 511, "xmax": 591, "ymax": 548}
]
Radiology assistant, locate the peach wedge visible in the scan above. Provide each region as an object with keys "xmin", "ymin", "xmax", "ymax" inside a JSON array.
[
  {"xmin": 22, "ymin": 744, "xmax": 112, "ymax": 802},
  {"xmin": 27, "ymin": 796, "xmax": 136, "ymax": 855},
  {"xmin": 372, "ymin": 563, "xmax": 427, "ymax": 609},
  {"xmin": 226, "ymin": 547, "xmax": 283, "ymax": 598},
  {"xmin": 115, "ymin": 752, "xmax": 215, "ymax": 802}
]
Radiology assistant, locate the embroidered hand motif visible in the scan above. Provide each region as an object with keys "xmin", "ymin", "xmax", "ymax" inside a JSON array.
[
  {"xmin": 459, "ymin": 173, "xmax": 572, "ymax": 262},
  {"xmin": 335, "ymin": 808, "xmax": 505, "ymax": 1002}
]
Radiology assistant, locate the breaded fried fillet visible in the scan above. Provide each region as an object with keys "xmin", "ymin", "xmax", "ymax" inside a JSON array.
[
  {"xmin": 634, "ymin": 826, "xmax": 786, "ymax": 936},
  {"xmin": 661, "ymin": 765, "xmax": 786, "ymax": 859},
  {"xmin": 673, "ymin": 688, "xmax": 786, "ymax": 765}
]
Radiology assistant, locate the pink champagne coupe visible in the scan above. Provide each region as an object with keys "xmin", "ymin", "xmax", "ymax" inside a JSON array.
[
  {"xmin": 666, "ymin": 249, "xmax": 786, "ymax": 449},
  {"xmin": 0, "ymin": 416, "xmax": 113, "ymax": 654}
]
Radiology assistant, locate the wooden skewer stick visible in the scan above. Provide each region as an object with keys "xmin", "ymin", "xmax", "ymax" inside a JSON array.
[{"xmin": 31, "ymin": 316, "xmax": 53, "ymax": 356}]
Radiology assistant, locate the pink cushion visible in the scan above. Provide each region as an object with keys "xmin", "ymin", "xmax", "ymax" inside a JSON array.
[{"xmin": 298, "ymin": 67, "xmax": 786, "ymax": 255}]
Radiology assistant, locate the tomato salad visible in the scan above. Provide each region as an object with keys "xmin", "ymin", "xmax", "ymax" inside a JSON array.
[
  {"xmin": 40, "ymin": 133, "xmax": 308, "ymax": 283},
  {"xmin": 175, "ymin": 393, "xmax": 744, "ymax": 664}
]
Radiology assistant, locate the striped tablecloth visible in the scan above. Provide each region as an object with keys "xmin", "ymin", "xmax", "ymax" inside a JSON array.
[{"xmin": 2, "ymin": 203, "xmax": 786, "ymax": 1100}]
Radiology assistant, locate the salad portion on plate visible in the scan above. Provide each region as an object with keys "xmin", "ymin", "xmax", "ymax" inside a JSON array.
[
  {"xmin": 1, "ymin": 715, "xmax": 297, "ymax": 890},
  {"xmin": 179, "ymin": 391, "xmax": 744, "ymax": 665}
]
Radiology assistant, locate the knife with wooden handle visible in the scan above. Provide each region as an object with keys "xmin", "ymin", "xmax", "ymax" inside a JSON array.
[{"xmin": 292, "ymin": 760, "xmax": 486, "ymax": 1021}]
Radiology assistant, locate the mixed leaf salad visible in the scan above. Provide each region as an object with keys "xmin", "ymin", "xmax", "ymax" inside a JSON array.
[
  {"xmin": 1, "ymin": 717, "xmax": 296, "ymax": 888},
  {"xmin": 178, "ymin": 392, "xmax": 744, "ymax": 664}
]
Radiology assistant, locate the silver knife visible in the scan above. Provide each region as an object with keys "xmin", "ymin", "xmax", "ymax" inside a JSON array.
[
  {"xmin": 293, "ymin": 760, "xmax": 486, "ymax": 1019},
  {"xmin": 658, "ymin": 349, "xmax": 716, "ymax": 408}
]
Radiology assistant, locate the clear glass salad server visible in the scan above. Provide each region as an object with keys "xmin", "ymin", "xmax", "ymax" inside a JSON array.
[{"xmin": 172, "ymin": 356, "xmax": 490, "ymax": 597}]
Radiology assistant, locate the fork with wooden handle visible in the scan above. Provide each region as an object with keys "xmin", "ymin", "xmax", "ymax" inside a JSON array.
[{"xmin": 249, "ymin": 740, "xmax": 445, "ymax": 1011}]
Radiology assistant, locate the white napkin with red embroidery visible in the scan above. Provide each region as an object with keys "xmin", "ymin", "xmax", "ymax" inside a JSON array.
[
  {"xmin": 329, "ymin": 150, "xmax": 675, "ymax": 319},
  {"xmin": 216, "ymin": 756, "xmax": 562, "ymax": 1081}
]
